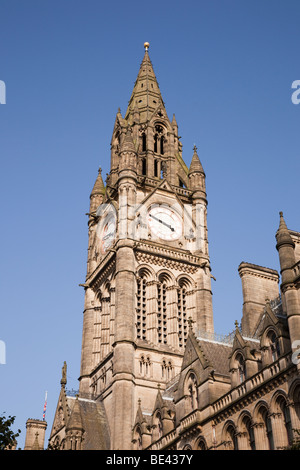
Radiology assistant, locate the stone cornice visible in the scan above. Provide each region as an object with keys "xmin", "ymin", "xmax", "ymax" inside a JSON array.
[
  {"xmin": 238, "ymin": 262, "xmax": 279, "ymax": 282},
  {"xmin": 135, "ymin": 241, "xmax": 205, "ymax": 274},
  {"xmin": 85, "ymin": 250, "xmax": 116, "ymax": 290}
]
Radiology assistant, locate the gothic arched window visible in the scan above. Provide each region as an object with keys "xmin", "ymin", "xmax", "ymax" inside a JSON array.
[
  {"xmin": 224, "ymin": 423, "xmax": 238, "ymax": 450},
  {"xmin": 277, "ymin": 396, "xmax": 293, "ymax": 447},
  {"xmin": 186, "ymin": 372, "xmax": 198, "ymax": 411},
  {"xmin": 157, "ymin": 412, "xmax": 163, "ymax": 439},
  {"xmin": 141, "ymin": 158, "xmax": 147, "ymax": 175},
  {"xmin": 157, "ymin": 280, "xmax": 167, "ymax": 344},
  {"xmin": 257, "ymin": 406, "xmax": 274, "ymax": 450},
  {"xmin": 269, "ymin": 331, "xmax": 280, "ymax": 362},
  {"xmin": 178, "ymin": 278, "xmax": 190, "ymax": 347},
  {"xmin": 136, "ymin": 276, "xmax": 147, "ymax": 340},
  {"xmin": 161, "ymin": 359, "xmax": 174, "ymax": 380},
  {"xmin": 154, "ymin": 158, "xmax": 159, "ymax": 177},
  {"xmin": 197, "ymin": 438, "xmax": 207, "ymax": 450},
  {"xmin": 241, "ymin": 414, "xmax": 255, "ymax": 450},
  {"xmin": 236, "ymin": 354, "xmax": 246, "ymax": 383},
  {"xmin": 154, "ymin": 124, "xmax": 165, "ymax": 155},
  {"xmin": 142, "ymin": 133, "xmax": 146, "ymax": 152}
]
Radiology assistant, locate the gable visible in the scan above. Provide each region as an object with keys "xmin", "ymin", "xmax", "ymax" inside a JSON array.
[
  {"xmin": 49, "ymin": 386, "xmax": 70, "ymax": 438},
  {"xmin": 181, "ymin": 333, "xmax": 211, "ymax": 372}
]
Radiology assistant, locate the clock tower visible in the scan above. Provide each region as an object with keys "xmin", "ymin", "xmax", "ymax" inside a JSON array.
[{"xmin": 79, "ymin": 43, "xmax": 214, "ymax": 449}]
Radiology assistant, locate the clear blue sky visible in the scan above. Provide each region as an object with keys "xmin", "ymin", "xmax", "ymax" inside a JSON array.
[{"xmin": 0, "ymin": 0, "xmax": 299, "ymax": 449}]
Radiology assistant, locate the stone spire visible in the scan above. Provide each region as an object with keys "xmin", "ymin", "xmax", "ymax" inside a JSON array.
[
  {"xmin": 188, "ymin": 146, "xmax": 206, "ymax": 196},
  {"xmin": 276, "ymin": 212, "xmax": 295, "ymax": 249},
  {"xmin": 90, "ymin": 167, "xmax": 105, "ymax": 197},
  {"xmin": 90, "ymin": 168, "xmax": 105, "ymax": 213},
  {"xmin": 66, "ymin": 395, "xmax": 83, "ymax": 432},
  {"xmin": 189, "ymin": 145, "xmax": 205, "ymax": 176},
  {"xmin": 125, "ymin": 42, "xmax": 166, "ymax": 124},
  {"xmin": 276, "ymin": 212, "xmax": 295, "ymax": 278}
]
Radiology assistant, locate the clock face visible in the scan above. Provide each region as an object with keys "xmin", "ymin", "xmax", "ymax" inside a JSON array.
[
  {"xmin": 147, "ymin": 205, "xmax": 182, "ymax": 240},
  {"xmin": 100, "ymin": 215, "xmax": 116, "ymax": 254}
]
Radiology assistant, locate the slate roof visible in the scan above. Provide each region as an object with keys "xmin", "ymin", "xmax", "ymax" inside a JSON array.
[
  {"xmin": 66, "ymin": 396, "xmax": 110, "ymax": 450},
  {"xmin": 196, "ymin": 338, "xmax": 232, "ymax": 376}
]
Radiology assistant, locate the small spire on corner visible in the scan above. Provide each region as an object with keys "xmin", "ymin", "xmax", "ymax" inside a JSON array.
[{"xmin": 61, "ymin": 361, "xmax": 67, "ymax": 387}]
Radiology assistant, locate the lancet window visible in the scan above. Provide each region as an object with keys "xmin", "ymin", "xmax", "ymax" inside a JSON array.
[
  {"xmin": 154, "ymin": 124, "xmax": 165, "ymax": 155},
  {"xmin": 185, "ymin": 372, "xmax": 198, "ymax": 411},
  {"xmin": 157, "ymin": 281, "xmax": 167, "ymax": 344},
  {"xmin": 142, "ymin": 132, "xmax": 147, "ymax": 152},
  {"xmin": 268, "ymin": 331, "xmax": 280, "ymax": 362},
  {"xmin": 136, "ymin": 276, "xmax": 147, "ymax": 340},
  {"xmin": 236, "ymin": 353, "xmax": 246, "ymax": 383},
  {"xmin": 178, "ymin": 279, "xmax": 190, "ymax": 347},
  {"xmin": 161, "ymin": 359, "xmax": 174, "ymax": 380}
]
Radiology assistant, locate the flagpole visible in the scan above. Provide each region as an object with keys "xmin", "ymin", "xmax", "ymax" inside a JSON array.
[{"xmin": 43, "ymin": 391, "xmax": 48, "ymax": 421}]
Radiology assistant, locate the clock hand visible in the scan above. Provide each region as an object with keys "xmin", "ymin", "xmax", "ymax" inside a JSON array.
[
  {"xmin": 149, "ymin": 214, "xmax": 174, "ymax": 232},
  {"xmin": 103, "ymin": 232, "xmax": 114, "ymax": 240}
]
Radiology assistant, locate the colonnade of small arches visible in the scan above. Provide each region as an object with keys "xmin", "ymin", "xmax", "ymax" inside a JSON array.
[
  {"xmin": 219, "ymin": 384, "xmax": 300, "ymax": 450},
  {"xmin": 133, "ymin": 379, "xmax": 300, "ymax": 450}
]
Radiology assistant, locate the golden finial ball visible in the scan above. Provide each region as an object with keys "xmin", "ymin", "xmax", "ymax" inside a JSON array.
[{"xmin": 144, "ymin": 42, "xmax": 150, "ymax": 51}]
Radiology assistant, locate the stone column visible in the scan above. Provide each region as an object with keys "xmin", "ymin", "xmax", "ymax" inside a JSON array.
[
  {"xmin": 79, "ymin": 287, "xmax": 96, "ymax": 395},
  {"xmin": 24, "ymin": 419, "xmax": 47, "ymax": 450},
  {"xmin": 236, "ymin": 431, "xmax": 249, "ymax": 450},
  {"xmin": 270, "ymin": 412, "xmax": 288, "ymax": 449},
  {"xmin": 252, "ymin": 422, "xmax": 269, "ymax": 450},
  {"xmin": 112, "ymin": 239, "xmax": 136, "ymax": 450}
]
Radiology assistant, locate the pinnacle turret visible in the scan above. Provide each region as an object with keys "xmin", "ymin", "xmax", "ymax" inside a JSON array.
[
  {"xmin": 276, "ymin": 211, "xmax": 295, "ymax": 250},
  {"xmin": 120, "ymin": 127, "xmax": 137, "ymax": 154},
  {"xmin": 188, "ymin": 145, "xmax": 205, "ymax": 176},
  {"xmin": 66, "ymin": 395, "xmax": 84, "ymax": 432},
  {"xmin": 90, "ymin": 167, "xmax": 105, "ymax": 197},
  {"xmin": 276, "ymin": 211, "xmax": 296, "ymax": 280},
  {"xmin": 90, "ymin": 168, "xmax": 105, "ymax": 213}
]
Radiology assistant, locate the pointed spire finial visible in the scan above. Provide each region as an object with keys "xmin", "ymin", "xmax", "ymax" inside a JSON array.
[
  {"xmin": 278, "ymin": 211, "xmax": 289, "ymax": 233},
  {"xmin": 144, "ymin": 42, "xmax": 150, "ymax": 52},
  {"xmin": 189, "ymin": 144, "xmax": 205, "ymax": 175},
  {"xmin": 276, "ymin": 210, "xmax": 295, "ymax": 250},
  {"xmin": 91, "ymin": 166, "xmax": 105, "ymax": 197}
]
